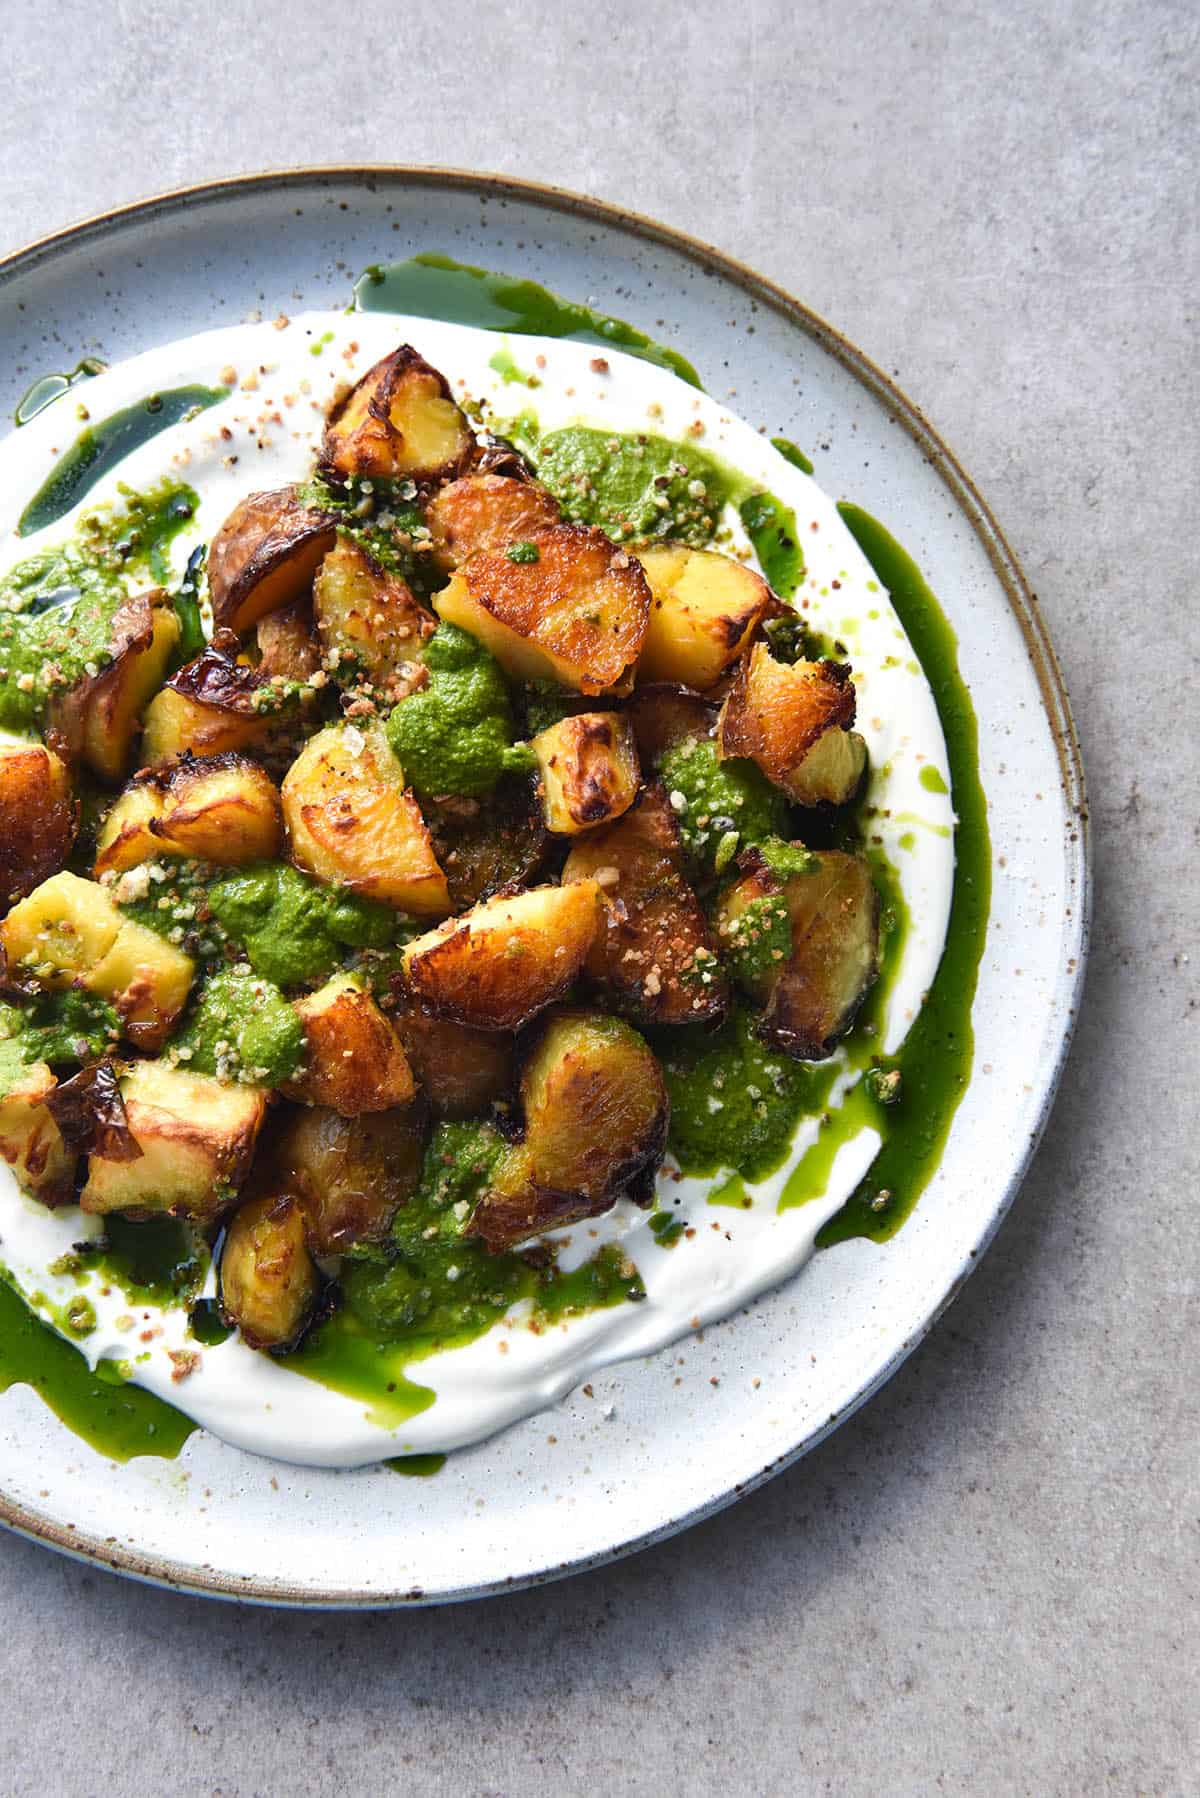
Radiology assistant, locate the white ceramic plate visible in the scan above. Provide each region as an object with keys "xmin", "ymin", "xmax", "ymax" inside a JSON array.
[{"xmin": 0, "ymin": 169, "xmax": 1087, "ymax": 1605}]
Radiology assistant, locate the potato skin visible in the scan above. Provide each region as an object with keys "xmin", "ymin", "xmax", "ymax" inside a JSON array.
[
  {"xmin": 0, "ymin": 737, "xmax": 76, "ymax": 906},
  {"xmin": 208, "ymin": 487, "xmax": 338, "ymax": 635},
  {"xmin": 270, "ymin": 1102, "xmax": 428, "ymax": 1257},
  {"xmin": 255, "ymin": 598, "xmax": 323, "ymax": 684},
  {"xmin": 51, "ymin": 593, "xmax": 180, "ymax": 783},
  {"xmin": 531, "ymin": 712, "xmax": 640, "ymax": 835},
  {"xmin": 714, "ymin": 850, "xmax": 880, "ymax": 1059},
  {"xmin": 624, "ymin": 683, "xmax": 717, "ymax": 767},
  {"xmin": 284, "ymin": 975, "xmax": 415, "ymax": 1116},
  {"xmin": 468, "ymin": 1009, "xmax": 668, "ymax": 1251},
  {"xmin": 425, "ymin": 472, "xmax": 562, "ymax": 572},
  {"xmin": 562, "ymin": 785, "xmax": 729, "ymax": 1027},
  {"xmin": 425, "ymin": 777, "xmax": 549, "ymax": 913},
  {"xmin": 717, "ymin": 644, "xmax": 864, "ymax": 803},
  {"xmin": 80, "ymin": 1061, "xmax": 265, "ymax": 1220},
  {"xmin": 282, "ymin": 724, "xmax": 450, "ymax": 915},
  {"xmin": 312, "ymin": 537, "xmax": 436, "ymax": 687},
  {"xmin": 636, "ymin": 544, "xmax": 772, "ymax": 689},
  {"xmin": 321, "ymin": 346, "xmax": 473, "ymax": 485},
  {"xmin": 0, "ymin": 1060, "xmax": 75, "ymax": 1208},
  {"xmin": 435, "ymin": 524, "xmax": 650, "ymax": 696},
  {"xmin": 390, "ymin": 1003, "xmax": 513, "ymax": 1119},
  {"xmin": 219, "ymin": 1192, "xmax": 319, "ymax": 1352},
  {"xmin": 402, "ymin": 880, "xmax": 602, "ymax": 1033}
]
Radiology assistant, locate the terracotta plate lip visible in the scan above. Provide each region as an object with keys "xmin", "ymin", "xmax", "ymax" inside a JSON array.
[{"xmin": 0, "ymin": 165, "xmax": 1090, "ymax": 1608}]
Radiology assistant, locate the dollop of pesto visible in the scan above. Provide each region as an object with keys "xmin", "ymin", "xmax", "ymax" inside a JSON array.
[
  {"xmin": 172, "ymin": 968, "xmax": 304, "ymax": 1086},
  {"xmin": 385, "ymin": 623, "xmax": 534, "ymax": 799},
  {"xmin": 0, "ymin": 990, "xmax": 121, "ymax": 1068},
  {"xmin": 657, "ymin": 737, "xmax": 789, "ymax": 876},
  {"xmin": 718, "ymin": 893, "xmax": 793, "ymax": 987},
  {"xmin": 0, "ymin": 482, "xmax": 199, "ymax": 733},
  {"xmin": 205, "ymin": 863, "xmax": 394, "ymax": 988},
  {"xmin": 532, "ymin": 427, "xmax": 729, "ymax": 546}
]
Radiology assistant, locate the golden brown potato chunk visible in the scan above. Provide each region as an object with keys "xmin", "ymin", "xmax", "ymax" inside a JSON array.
[
  {"xmin": 636, "ymin": 544, "xmax": 772, "ymax": 690},
  {"xmin": 425, "ymin": 472, "xmax": 562, "ymax": 572},
  {"xmin": 50, "ymin": 593, "xmax": 181, "ymax": 783},
  {"xmin": 208, "ymin": 487, "xmax": 338, "ymax": 635},
  {"xmin": 468, "ymin": 1010, "xmax": 667, "ymax": 1251},
  {"xmin": 718, "ymin": 643, "xmax": 867, "ymax": 805},
  {"xmin": 321, "ymin": 346, "xmax": 473, "ymax": 485},
  {"xmin": 391, "ymin": 1004, "xmax": 513, "ymax": 1118},
  {"xmin": 531, "ymin": 712, "xmax": 640, "ymax": 835},
  {"xmin": 219, "ymin": 1193, "xmax": 319, "ymax": 1351},
  {"xmin": 563, "ymin": 785, "xmax": 729, "ymax": 1027},
  {"xmin": 402, "ymin": 880, "xmax": 602, "ymax": 1033},
  {"xmin": 140, "ymin": 684, "xmax": 277, "ymax": 768},
  {"xmin": 312, "ymin": 537, "xmax": 435, "ymax": 687},
  {"xmin": 0, "ymin": 735, "xmax": 76, "ymax": 906},
  {"xmin": 435, "ymin": 524, "xmax": 650, "ymax": 696},
  {"xmin": 81, "ymin": 1060, "xmax": 265, "ymax": 1219},
  {"xmin": 282, "ymin": 724, "xmax": 450, "ymax": 915},
  {"xmin": 0, "ymin": 1060, "xmax": 75, "ymax": 1208},
  {"xmin": 284, "ymin": 974, "xmax": 415, "ymax": 1116},
  {"xmin": 95, "ymin": 755, "xmax": 282, "ymax": 877},
  {"xmin": 1, "ymin": 871, "xmax": 193, "ymax": 1048},
  {"xmin": 271, "ymin": 1102, "xmax": 428, "ymax": 1257},
  {"xmin": 255, "ymin": 598, "xmax": 323, "ymax": 684},
  {"xmin": 713, "ymin": 849, "xmax": 879, "ymax": 1058}
]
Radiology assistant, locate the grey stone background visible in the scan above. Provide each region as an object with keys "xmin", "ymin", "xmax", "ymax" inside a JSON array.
[{"xmin": 0, "ymin": 0, "xmax": 1196, "ymax": 1792}]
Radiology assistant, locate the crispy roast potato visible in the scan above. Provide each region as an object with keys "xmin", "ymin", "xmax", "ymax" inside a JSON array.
[
  {"xmin": 255, "ymin": 598, "xmax": 323, "ymax": 684},
  {"xmin": 321, "ymin": 346, "xmax": 473, "ymax": 486},
  {"xmin": 219, "ymin": 1192, "xmax": 319, "ymax": 1351},
  {"xmin": 468, "ymin": 1009, "xmax": 667, "ymax": 1251},
  {"xmin": 284, "ymin": 974, "xmax": 415, "ymax": 1116},
  {"xmin": 0, "ymin": 735, "xmax": 76, "ymax": 906},
  {"xmin": 390, "ymin": 1003, "xmax": 513, "ymax": 1118},
  {"xmin": 50, "ymin": 592, "xmax": 181, "ymax": 783},
  {"xmin": 425, "ymin": 472, "xmax": 562, "ymax": 573},
  {"xmin": 208, "ymin": 487, "xmax": 338, "ymax": 635},
  {"xmin": 0, "ymin": 1060, "xmax": 75, "ymax": 1208},
  {"xmin": 81, "ymin": 1060, "xmax": 265, "ymax": 1219},
  {"xmin": 718, "ymin": 643, "xmax": 867, "ymax": 805},
  {"xmin": 435, "ymin": 524, "xmax": 650, "ymax": 696},
  {"xmin": 270, "ymin": 1102, "xmax": 428, "ymax": 1257},
  {"xmin": 281, "ymin": 724, "xmax": 450, "ymax": 915},
  {"xmin": 530, "ymin": 712, "xmax": 640, "ymax": 835},
  {"xmin": 94, "ymin": 755, "xmax": 282, "ymax": 877},
  {"xmin": 624, "ymin": 683, "xmax": 717, "ymax": 767},
  {"xmin": 312, "ymin": 537, "xmax": 436, "ymax": 685},
  {"xmin": 562, "ymin": 785, "xmax": 729, "ymax": 1027},
  {"xmin": 713, "ymin": 849, "xmax": 879, "ymax": 1058},
  {"xmin": 2, "ymin": 871, "xmax": 194, "ymax": 1048},
  {"xmin": 635, "ymin": 544, "xmax": 772, "ymax": 690},
  {"xmin": 140, "ymin": 630, "xmax": 312, "ymax": 769},
  {"xmin": 425, "ymin": 778, "xmax": 549, "ymax": 913},
  {"xmin": 401, "ymin": 880, "xmax": 602, "ymax": 1033}
]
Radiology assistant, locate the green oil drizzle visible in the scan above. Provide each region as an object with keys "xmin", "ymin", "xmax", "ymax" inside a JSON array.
[
  {"xmin": 739, "ymin": 490, "xmax": 804, "ymax": 599},
  {"xmin": 708, "ymin": 1173, "xmax": 752, "ymax": 1210},
  {"xmin": 15, "ymin": 358, "xmax": 107, "ymax": 427},
  {"xmin": 771, "ymin": 435, "xmax": 815, "ymax": 476},
  {"xmin": 812, "ymin": 505, "xmax": 991, "ymax": 1243},
  {"xmin": 17, "ymin": 386, "xmax": 226, "ymax": 537},
  {"xmin": 0, "ymin": 1275, "xmax": 195, "ymax": 1462},
  {"xmin": 488, "ymin": 345, "xmax": 538, "ymax": 387},
  {"xmin": 353, "ymin": 253, "xmax": 701, "ymax": 387},
  {"xmin": 385, "ymin": 1453, "xmax": 446, "ymax": 1477},
  {"xmin": 920, "ymin": 764, "xmax": 949, "ymax": 794}
]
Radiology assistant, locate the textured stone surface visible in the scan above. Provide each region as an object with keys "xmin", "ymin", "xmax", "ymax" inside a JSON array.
[{"xmin": 0, "ymin": 1, "xmax": 1196, "ymax": 1792}]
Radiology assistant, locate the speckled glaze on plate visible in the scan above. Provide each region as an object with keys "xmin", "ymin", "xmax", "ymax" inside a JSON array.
[{"xmin": 0, "ymin": 168, "xmax": 1088, "ymax": 1607}]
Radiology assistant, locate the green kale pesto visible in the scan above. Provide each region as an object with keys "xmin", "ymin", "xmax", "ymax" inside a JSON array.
[
  {"xmin": 173, "ymin": 967, "xmax": 304, "ymax": 1086},
  {"xmin": 0, "ymin": 481, "xmax": 200, "ymax": 733},
  {"xmin": 531, "ymin": 426, "xmax": 730, "ymax": 547},
  {"xmin": 204, "ymin": 863, "xmax": 395, "ymax": 988},
  {"xmin": 385, "ymin": 622, "xmax": 535, "ymax": 799},
  {"xmin": 657, "ymin": 737, "xmax": 789, "ymax": 875},
  {"xmin": 0, "ymin": 990, "xmax": 121, "ymax": 1067},
  {"xmin": 717, "ymin": 892, "xmax": 792, "ymax": 987}
]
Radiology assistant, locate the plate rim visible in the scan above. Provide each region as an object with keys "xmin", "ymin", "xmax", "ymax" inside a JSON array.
[{"xmin": 0, "ymin": 164, "xmax": 1090, "ymax": 1607}]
